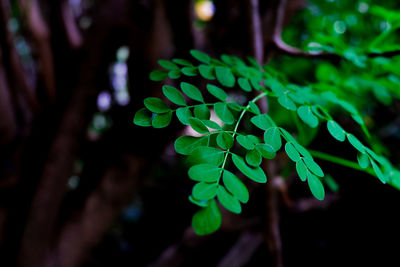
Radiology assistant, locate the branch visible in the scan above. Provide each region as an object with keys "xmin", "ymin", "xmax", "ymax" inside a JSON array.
[
  {"xmin": 0, "ymin": 0, "xmax": 39, "ymax": 111},
  {"xmin": 19, "ymin": 0, "xmax": 56, "ymax": 102},
  {"xmin": 246, "ymin": 0, "xmax": 263, "ymax": 63},
  {"xmin": 61, "ymin": 1, "xmax": 83, "ymax": 49},
  {"xmin": 55, "ymin": 156, "xmax": 142, "ymax": 267}
]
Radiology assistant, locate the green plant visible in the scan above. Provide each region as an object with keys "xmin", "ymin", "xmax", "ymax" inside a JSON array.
[{"xmin": 133, "ymin": 49, "xmax": 400, "ymax": 235}]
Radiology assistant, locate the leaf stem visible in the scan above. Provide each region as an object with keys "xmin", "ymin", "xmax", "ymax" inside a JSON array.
[
  {"xmin": 221, "ymin": 92, "xmax": 268, "ymax": 170},
  {"xmin": 308, "ymin": 149, "xmax": 375, "ymax": 176}
]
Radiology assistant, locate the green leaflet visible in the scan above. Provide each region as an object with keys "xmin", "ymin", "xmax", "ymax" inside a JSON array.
[
  {"xmin": 189, "ymin": 146, "xmax": 225, "ymax": 165},
  {"xmin": 245, "ymin": 149, "xmax": 262, "ymax": 167},
  {"xmin": 277, "ymin": 94, "xmax": 297, "ymax": 111},
  {"xmin": 303, "ymin": 157, "xmax": 324, "ymax": 177},
  {"xmin": 203, "ymin": 120, "xmax": 222, "ymax": 130},
  {"xmin": 256, "ymin": 144, "xmax": 276, "ymax": 159},
  {"xmin": 297, "ymin": 105, "xmax": 319, "ymax": 128},
  {"xmin": 189, "ymin": 117, "xmax": 209, "ymax": 134},
  {"xmin": 192, "ymin": 199, "xmax": 221, "ymax": 235},
  {"xmin": 307, "ymin": 173, "xmax": 325, "ymax": 200},
  {"xmin": 324, "ymin": 175, "xmax": 339, "ymax": 193},
  {"xmin": 168, "ymin": 70, "xmax": 181, "ymax": 79},
  {"xmin": 357, "ymin": 152, "xmax": 370, "ymax": 169},
  {"xmin": 327, "ymin": 120, "xmax": 346, "ymax": 142},
  {"xmin": 264, "ymin": 127, "xmax": 282, "ymax": 152},
  {"xmin": 278, "ymin": 128, "xmax": 297, "ymax": 144},
  {"xmin": 199, "ymin": 65, "xmax": 216, "ymax": 80},
  {"xmin": 133, "ymin": 108, "xmax": 152, "ymax": 127},
  {"xmin": 152, "ymin": 112, "xmax": 172, "ymax": 128},
  {"xmin": 347, "ymin": 133, "xmax": 365, "ymax": 153},
  {"xmin": 222, "ymin": 170, "xmax": 249, "ymax": 203},
  {"xmin": 173, "ymin": 58, "xmax": 193, "ymax": 66},
  {"xmin": 292, "ymin": 142, "xmax": 313, "ymax": 160},
  {"xmin": 181, "ymin": 82, "xmax": 204, "ymax": 102},
  {"xmin": 144, "ymin": 97, "xmax": 170, "ymax": 113},
  {"xmin": 162, "ymin": 85, "xmax": 186, "ymax": 106},
  {"xmin": 238, "ymin": 77, "xmax": 252, "ymax": 92},
  {"xmin": 181, "ymin": 67, "xmax": 198, "ymax": 76},
  {"xmin": 285, "ymin": 142, "xmax": 301, "ymax": 162},
  {"xmin": 192, "ymin": 182, "xmax": 219, "ymax": 201},
  {"xmin": 194, "ymin": 104, "xmax": 211, "ymax": 120},
  {"xmin": 189, "ymin": 195, "xmax": 208, "ymax": 207},
  {"xmin": 217, "ymin": 186, "xmax": 242, "ymax": 214},
  {"xmin": 190, "ymin": 49, "xmax": 211, "ymax": 64},
  {"xmin": 216, "ymin": 132, "xmax": 234, "ymax": 149},
  {"xmin": 236, "ymin": 135, "xmax": 255, "ymax": 150},
  {"xmin": 248, "ymin": 102, "xmax": 260, "ymax": 114},
  {"xmin": 214, "ymin": 102, "xmax": 235, "ymax": 125},
  {"xmin": 215, "ymin": 66, "xmax": 235, "ymax": 87},
  {"xmin": 232, "ymin": 154, "xmax": 267, "ymax": 183},
  {"xmin": 176, "ymin": 107, "xmax": 192, "ymax": 125},
  {"xmin": 296, "ymin": 159, "xmax": 308, "ymax": 182},
  {"xmin": 158, "ymin": 59, "xmax": 179, "ymax": 70},
  {"xmin": 251, "ymin": 114, "xmax": 274, "ymax": 130},
  {"xmin": 207, "ymin": 84, "xmax": 228, "ymax": 101},
  {"xmin": 149, "ymin": 70, "xmax": 168, "ymax": 81},
  {"xmin": 188, "ymin": 164, "xmax": 222, "ymax": 182},
  {"xmin": 174, "ymin": 135, "xmax": 209, "ymax": 155},
  {"xmin": 370, "ymin": 159, "xmax": 387, "ymax": 183}
]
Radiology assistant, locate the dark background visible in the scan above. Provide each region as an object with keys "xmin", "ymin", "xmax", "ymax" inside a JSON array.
[{"xmin": 0, "ymin": 0, "xmax": 400, "ymax": 266}]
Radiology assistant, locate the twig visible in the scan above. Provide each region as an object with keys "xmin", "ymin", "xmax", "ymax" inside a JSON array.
[
  {"xmin": 19, "ymin": 0, "xmax": 56, "ymax": 102},
  {"xmin": 246, "ymin": 0, "xmax": 263, "ymax": 63},
  {"xmin": 0, "ymin": 0, "xmax": 39, "ymax": 111},
  {"xmin": 61, "ymin": 1, "xmax": 83, "ymax": 49}
]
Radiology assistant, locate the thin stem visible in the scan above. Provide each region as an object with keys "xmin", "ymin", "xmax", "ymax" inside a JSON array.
[
  {"xmin": 308, "ymin": 149, "xmax": 375, "ymax": 176},
  {"xmin": 220, "ymin": 92, "xmax": 268, "ymax": 170}
]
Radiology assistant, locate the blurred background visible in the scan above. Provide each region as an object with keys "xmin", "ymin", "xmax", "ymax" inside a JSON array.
[{"xmin": 1, "ymin": 0, "xmax": 400, "ymax": 266}]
